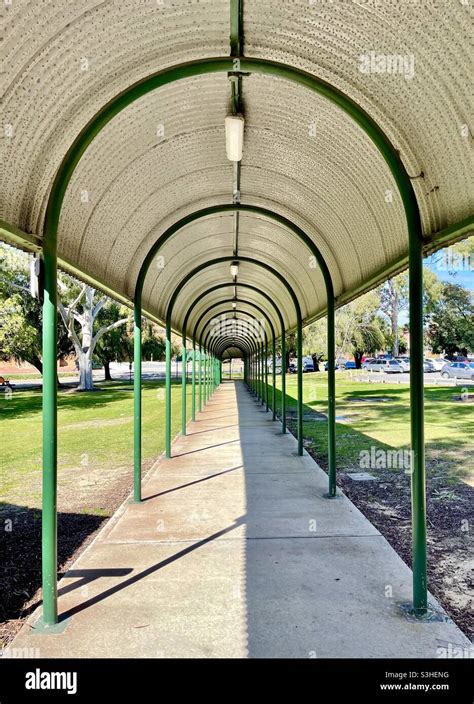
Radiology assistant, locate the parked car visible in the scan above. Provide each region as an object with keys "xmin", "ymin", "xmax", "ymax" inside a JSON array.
[
  {"xmin": 423, "ymin": 359, "xmax": 437, "ymax": 373},
  {"xmin": 395, "ymin": 357, "xmax": 410, "ymax": 371},
  {"xmin": 288, "ymin": 362, "xmax": 297, "ymax": 374},
  {"xmin": 386, "ymin": 359, "xmax": 405, "ymax": 373},
  {"xmin": 428, "ymin": 358, "xmax": 446, "ymax": 372},
  {"xmin": 440, "ymin": 362, "xmax": 474, "ymax": 380},
  {"xmin": 364, "ymin": 359, "xmax": 403, "ymax": 373},
  {"xmin": 345, "ymin": 360, "xmax": 356, "ymax": 369},
  {"xmin": 303, "ymin": 358, "xmax": 314, "ymax": 373},
  {"xmin": 364, "ymin": 359, "xmax": 388, "ymax": 372},
  {"xmin": 361, "ymin": 358, "xmax": 374, "ymax": 369},
  {"xmin": 324, "ymin": 361, "xmax": 338, "ymax": 371}
]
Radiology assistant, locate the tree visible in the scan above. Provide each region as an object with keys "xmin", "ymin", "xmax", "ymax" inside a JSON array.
[
  {"xmin": 142, "ymin": 323, "xmax": 166, "ymax": 361},
  {"xmin": 0, "ymin": 245, "xmax": 73, "ymax": 374},
  {"xmin": 426, "ymin": 282, "xmax": 473, "ymax": 357},
  {"xmin": 57, "ymin": 281, "xmax": 129, "ymax": 390},
  {"xmin": 302, "ymin": 319, "xmax": 327, "ymax": 370},
  {"xmin": 336, "ymin": 292, "xmax": 387, "ymax": 368},
  {"xmin": 94, "ymin": 302, "xmax": 134, "ymax": 380},
  {"xmin": 378, "ymin": 274, "xmax": 408, "ymax": 356}
]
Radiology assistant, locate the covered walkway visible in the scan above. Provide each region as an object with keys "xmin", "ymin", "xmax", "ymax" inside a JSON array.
[
  {"xmin": 2, "ymin": 0, "xmax": 473, "ymax": 648},
  {"xmin": 12, "ymin": 381, "xmax": 469, "ymax": 658}
]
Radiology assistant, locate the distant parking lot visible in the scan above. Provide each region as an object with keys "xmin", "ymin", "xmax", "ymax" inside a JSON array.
[{"xmin": 330, "ymin": 369, "xmax": 474, "ymax": 385}]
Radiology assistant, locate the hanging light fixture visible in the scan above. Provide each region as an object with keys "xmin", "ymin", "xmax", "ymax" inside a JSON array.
[
  {"xmin": 230, "ymin": 261, "xmax": 239, "ymax": 278},
  {"xmin": 225, "ymin": 114, "xmax": 244, "ymax": 161},
  {"xmin": 232, "ymin": 301, "xmax": 237, "ymax": 309}
]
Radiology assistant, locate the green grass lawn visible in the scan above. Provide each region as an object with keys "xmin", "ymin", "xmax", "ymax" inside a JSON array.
[
  {"xmin": 1, "ymin": 379, "xmax": 194, "ymax": 502},
  {"xmin": 2, "ymin": 373, "xmax": 471, "ymax": 510},
  {"xmin": 265, "ymin": 372, "xmax": 473, "ymax": 485}
]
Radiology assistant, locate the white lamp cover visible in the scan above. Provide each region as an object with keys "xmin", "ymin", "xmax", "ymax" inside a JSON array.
[
  {"xmin": 225, "ymin": 114, "xmax": 244, "ymax": 161},
  {"xmin": 230, "ymin": 262, "xmax": 239, "ymax": 277}
]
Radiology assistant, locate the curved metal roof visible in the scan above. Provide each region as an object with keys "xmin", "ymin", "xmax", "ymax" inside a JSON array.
[{"xmin": 1, "ymin": 0, "xmax": 473, "ymax": 354}]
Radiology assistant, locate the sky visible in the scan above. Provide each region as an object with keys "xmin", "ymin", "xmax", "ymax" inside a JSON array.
[{"xmin": 397, "ymin": 243, "xmax": 473, "ymax": 325}]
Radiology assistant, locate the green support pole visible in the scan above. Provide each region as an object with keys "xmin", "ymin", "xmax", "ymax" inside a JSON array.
[
  {"xmin": 261, "ymin": 343, "xmax": 265, "ymax": 407},
  {"xmin": 410, "ymin": 214, "xmax": 427, "ymax": 615},
  {"xmin": 327, "ymin": 298, "xmax": 337, "ymax": 496},
  {"xmin": 181, "ymin": 336, "xmax": 187, "ymax": 435},
  {"xmin": 133, "ymin": 298, "xmax": 142, "ymax": 502},
  {"xmin": 198, "ymin": 346, "xmax": 203, "ymax": 412},
  {"xmin": 281, "ymin": 333, "xmax": 287, "ymax": 434},
  {"xmin": 42, "ymin": 242, "xmax": 58, "ymax": 625},
  {"xmin": 208, "ymin": 353, "xmax": 211, "ymax": 399},
  {"xmin": 297, "ymin": 317, "xmax": 303, "ymax": 456},
  {"xmin": 258, "ymin": 344, "xmax": 262, "ymax": 404},
  {"xmin": 191, "ymin": 341, "xmax": 196, "ymax": 421},
  {"xmin": 203, "ymin": 352, "xmax": 206, "ymax": 405},
  {"xmin": 265, "ymin": 339, "xmax": 269, "ymax": 411},
  {"xmin": 253, "ymin": 350, "xmax": 258, "ymax": 397},
  {"xmin": 272, "ymin": 337, "xmax": 276, "ymax": 420},
  {"xmin": 165, "ymin": 320, "xmax": 172, "ymax": 458}
]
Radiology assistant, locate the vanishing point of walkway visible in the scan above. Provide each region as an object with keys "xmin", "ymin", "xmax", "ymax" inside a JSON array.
[{"xmin": 13, "ymin": 381, "xmax": 470, "ymax": 658}]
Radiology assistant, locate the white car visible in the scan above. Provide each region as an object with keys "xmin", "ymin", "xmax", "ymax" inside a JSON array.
[
  {"xmin": 364, "ymin": 359, "xmax": 403, "ymax": 373},
  {"xmin": 429, "ymin": 358, "xmax": 447, "ymax": 372},
  {"xmin": 395, "ymin": 357, "xmax": 410, "ymax": 371}
]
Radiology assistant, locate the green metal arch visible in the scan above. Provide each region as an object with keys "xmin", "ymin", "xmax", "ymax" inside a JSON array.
[
  {"xmin": 40, "ymin": 55, "xmax": 427, "ymax": 624},
  {"xmin": 165, "ymin": 256, "xmax": 298, "ymax": 454},
  {"xmin": 193, "ymin": 300, "xmax": 276, "ymax": 350},
  {"xmin": 166, "ymin": 255, "xmax": 302, "ymax": 329},
  {"xmin": 183, "ymin": 282, "xmax": 286, "ymax": 340},
  {"xmin": 216, "ymin": 338, "xmax": 254, "ymax": 358},
  {"xmin": 207, "ymin": 329, "xmax": 259, "ymax": 357},
  {"xmin": 182, "ymin": 281, "xmax": 287, "ymax": 424},
  {"xmin": 201, "ymin": 314, "xmax": 268, "ymax": 352},
  {"xmin": 43, "ymin": 56, "xmax": 422, "ymax": 256},
  {"xmin": 136, "ymin": 203, "xmax": 335, "ymax": 304}
]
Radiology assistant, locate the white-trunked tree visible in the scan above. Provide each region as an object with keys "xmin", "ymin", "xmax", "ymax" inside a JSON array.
[{"xmin": 57, "ymin": 280, "xmax": 129, "ymax": 390}]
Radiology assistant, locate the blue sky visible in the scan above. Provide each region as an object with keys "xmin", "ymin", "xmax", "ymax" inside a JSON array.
[
  {"xmin": 397, "ymin": 246, "xmax": 473, "ymax": 325},
  {"xmin": 424, "ymin": 251, "xmax": 473, "ymax": 290}
]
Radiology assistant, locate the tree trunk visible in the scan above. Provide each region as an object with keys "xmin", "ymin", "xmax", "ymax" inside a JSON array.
[
  {"xmin": 103, "ymin": 360, "xmax": 112, "ymax": 381},
  {"xmin": 390, "ymin": 282, "xmax": 399, "ymax": 357},
  {"xmin": 77, "ymin": 351, "xmax": 94, "ymax": 390},
  {"xmin": 354, "ymin": 351, "xmax": 363, "ymax": 369}
]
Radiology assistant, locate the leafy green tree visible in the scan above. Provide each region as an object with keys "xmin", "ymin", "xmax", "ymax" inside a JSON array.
[
  {"xmin": 302, "ymin": 319, "xmax": 327, "ymax": 370},
  {"xmin": 336, "ymin": 292, "xmax": 387, "ymax": 368},
  {"xmin": 94, "ymin": 302, "xmax": 135, "ymax": 380},
  {"xmin": 142, "ymin": 323, "xmax": 166, "ymax": 361},
  {"xmin": 426, "ymin": 282, "xmax": 473, "ymax": 356},
  {"xmin": 0, "ymin": 245, "xmax": 72, "ymax": 374}
]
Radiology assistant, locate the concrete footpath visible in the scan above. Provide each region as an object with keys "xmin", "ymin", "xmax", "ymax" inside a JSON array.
[{"xmin": 12, "ymin": 381, "xmax": 471, "ymax": 657}]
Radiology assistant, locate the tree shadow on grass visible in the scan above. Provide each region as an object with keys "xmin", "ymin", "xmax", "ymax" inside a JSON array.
[
  {"xmin": 0, "ymin": 503, "xmax": 105, "ymax": 643},
  {"xmin": 0, "ymin": 379, "xmax": 182, "ymax": 422}
]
